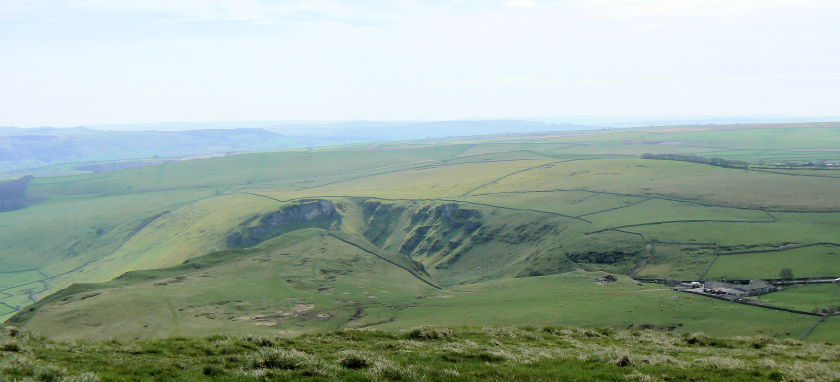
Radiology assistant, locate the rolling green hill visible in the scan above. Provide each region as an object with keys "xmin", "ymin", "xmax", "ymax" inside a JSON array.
[{"xmin": 2, "ymin": 123, "xmax": 839, "ymax": 343}]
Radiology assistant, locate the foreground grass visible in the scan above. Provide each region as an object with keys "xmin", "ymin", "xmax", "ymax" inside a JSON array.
[{"xmin": 2, "ymin": 325, "xmax": 839, "ymax": 382}]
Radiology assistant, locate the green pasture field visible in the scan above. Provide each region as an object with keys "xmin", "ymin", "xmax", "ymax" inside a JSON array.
[
  {"xmin": 0, "ymin": 270, "xmax": 44, "ymax": 289},
  {"xmin": 704, "ymin": 245, "xmax": 840, "ymax": 280},
  {"xmin": 582, "ymin": 198, "xmax": 771, "ymax": 232},
  {"xmin": 633, "ymin": 243, "xmax": 715, "ymax": 281},
  {"xmin": 377, "ymin": 270, "xmax": 817, "ymax": 340},
  {"xmin": 480, "ymin": 158, "xmax": 840, "ymax": 211},
  {"xmin": 26, "ymin": 145, "xmax": 469, "ymax": 198},
  {"xmin": 752, "ymin": 167, "xmax": 840, "ymax": 176},
  {"xmin": 0, "ymin": 285, "xmax": 40, "ymax": 308},
  {"xmin": 466, "ymin": 190, "xmax": 643, "ymax": 217},
  {"xmin": 444, "ymin": 150, "xmax": 550, "ymax": 165},
  {"xmin": 451, "ymin": 143, "xmax": 557, "ymax": 158},
  {"xmin": 608, "ymin": 124, "xmax": 840, "ymax": 150},
  {"xmin": 550, "ymin": 142, "xmax": 715, "ymax": 157},
  {"xmin": 628, "ymin": 211, "xmax": 840, "ymax": 247},
  {"xmin": 750, "ymin": 284, "xmax": 840, "ymax": 313},
  {"xmin": 252, "ymin": 159, "xmax": 556, "ymax": 200},
  {"xmin": 807, "ymin": 315, "xmax": 840, "ymax": 342}
]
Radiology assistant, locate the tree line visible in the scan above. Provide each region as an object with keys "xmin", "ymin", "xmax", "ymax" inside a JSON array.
[
  {"xmin": 640, "ymin": 153, "xmax": 749, "ymax": 169},
  {"xmin": 0, "ymin": 175, "xmax": 34, "ymax": 212}
]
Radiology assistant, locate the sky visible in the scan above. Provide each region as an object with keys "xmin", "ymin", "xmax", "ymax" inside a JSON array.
[{"xmin": 1, "ymin": 0, "xmax": 839, "ymax": 127}]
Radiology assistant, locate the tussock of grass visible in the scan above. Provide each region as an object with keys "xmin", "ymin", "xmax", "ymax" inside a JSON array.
[
  {"xmin": 2, "ymin": 324, "xmax": 840, "ymax": 381},
  {"xmin": 337, "ymin": 350, "xmax": 373, "ymax": 369},
  {"xmin": 404, "ymin": 325, "xmax": 453, "ymax": 340}
]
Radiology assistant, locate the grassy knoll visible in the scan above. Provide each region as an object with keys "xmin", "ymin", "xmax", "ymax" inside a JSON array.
[
  {"xmin": 2, "ymin": 325, "xmax": 838, "ymax": 382},
  {"xmin": 705, "ymin": 245, "xmax": 840, "ymax": 280},
  {"xmin": 750, "ymin": 284, "xmax": 840, "ymax": 313}
]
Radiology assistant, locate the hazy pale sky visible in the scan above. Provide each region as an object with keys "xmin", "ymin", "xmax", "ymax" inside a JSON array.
[{"xmin": 1, "ymin": 0, "xmax": 838, "ymax": 127}]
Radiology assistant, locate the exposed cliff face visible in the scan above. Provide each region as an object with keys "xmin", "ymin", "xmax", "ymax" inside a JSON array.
[
  {"xmin": 356, "ymin": 199, "xmax": 577, "ymax": 286},
  {"xmin": 227, "ymin": 200, "xmax": 341, "ymax": 248},
  {"xmin": 225, "ymin": 198, "xmax": 639, "ymax": 286}
]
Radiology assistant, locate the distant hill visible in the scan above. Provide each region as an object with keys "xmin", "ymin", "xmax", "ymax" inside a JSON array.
[
  {"xmin": 0, "ymin": 127, "xmax": 298, "ymax": 173},
  {"xmin": 0, "ymin": 120, "xmax": 594, "ymax": 175}
]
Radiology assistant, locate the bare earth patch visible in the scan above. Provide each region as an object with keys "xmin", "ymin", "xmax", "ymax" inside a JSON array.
[{"xmin": 593, "ymin": 275, "xmax": 618, "ymax": 285}]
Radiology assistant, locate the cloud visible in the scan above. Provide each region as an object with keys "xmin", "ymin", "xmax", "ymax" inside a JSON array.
[{"xmin": 583, "ymin": 0, "xmax": 832, "ymax": 18}]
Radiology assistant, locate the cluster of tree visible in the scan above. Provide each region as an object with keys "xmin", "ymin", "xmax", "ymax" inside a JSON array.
[
  {"xmin": 0, "ymin": 175, "xmax": 34, "ymax": 212},
  {"xmin": 779, "ymin": 268, "xmax": 794, "ymax": 280},
  {"xmin": 640, "ymin": 153, "xmax": 749, "ymax": 169},
  {"xmin": 812, "ymin": 305, "xmax": 840, "ymax": 315}
]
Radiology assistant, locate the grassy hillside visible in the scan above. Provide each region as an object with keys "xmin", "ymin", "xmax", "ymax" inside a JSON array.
[{"xmin": 2, "ymin": 123, "xmax": 840, "ymax": 342}]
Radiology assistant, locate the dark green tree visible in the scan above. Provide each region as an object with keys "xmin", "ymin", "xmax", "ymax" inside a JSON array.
[{"xmin": 779, "ymin": 268, "xmax": 794, "ymax": 280}]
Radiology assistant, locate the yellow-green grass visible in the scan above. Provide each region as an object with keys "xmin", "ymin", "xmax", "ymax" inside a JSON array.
[
  {"xmin": 375, "ymin": 270, "xmax": 816, "ymax": 340},
  {"xmin": 467, "ymin": 190, "xmax": 643, "ymax": 217},
  {"xmin": 583, "ymin": 198, "xmax": 770, "ymax": 232},
  {"xmin": 0, "ymin": 190, "xmax": 215, "ymax": 316},
  {"xmin": 626, "ymin": 211, "xmax": 840, "ymax": 247},
  {"xmin": 634, "ymin": 243, "xmax": 715, "ymax": 281},
  {"xmin": 0, "ymin": 270, "xmax": 44, "ymax": 289},
  {"xmin": 479, "ymin": 158, "xmax": 840, "ymax": 211},
  {"xmin": 74, "ymin": 193, "xmax": 287, "ymax": 283},
  {"xmin": 704, "ymin": 245, "xmax": 840, "ymax": 280},
  {"xmin": 0, "ymin": 190, "xmax": 212, "ymax": 271},
  {"xmin": 452, "ymin": 143, "xmax": 556, "ymax": 158},
  {"xmin": 251, "ymin": 159, "xmax": 556, "ymax": 200},
  {"xmin": 750, "ymin": 284, "xmax": 840, "ymax": 313},
  {"xmin": 26, "ymin": 145, "xmax": 469, "ymax": 198}
]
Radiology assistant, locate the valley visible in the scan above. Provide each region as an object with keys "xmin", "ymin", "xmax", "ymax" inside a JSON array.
[{"xmin": 2, "ymin": 123, "xmax": 839, "ymax": 348}]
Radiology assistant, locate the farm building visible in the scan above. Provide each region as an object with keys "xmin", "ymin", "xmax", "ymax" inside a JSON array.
[{"xmin": 704, "ymin": 280, "xmax": 777, "ymax": 297}]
